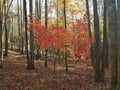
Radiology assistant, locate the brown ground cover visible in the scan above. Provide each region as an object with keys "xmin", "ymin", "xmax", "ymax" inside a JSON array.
[{"xmin": 0, "ymin": 50, "xmax": 111, "ymax": 90}]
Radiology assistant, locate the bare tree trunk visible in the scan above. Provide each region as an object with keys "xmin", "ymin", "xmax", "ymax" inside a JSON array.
[
  {"xmin": 35, "ymin": 0, "xmax": 41, "ymax": 60},
  {"xmin": 4, "ymin": 0, "xmax": 13, "ymax": 56},
  {"xmin": 0, "ymin": 15, "xmax": 3, "ymax": 69},
  {"xmin": 86, "ymin": 0, "xmax": 99, "ymax": 82},
  {"xmin": 86, "ymin": 0, "xmax": 92, "ymax": 37},
  {"xmin": 11, "ymin": 16, "xmax": 14, "ymax": 50},
  {"xmin": 101, "ymin": 0, "xmax": 108, "ymax": 82},
  {"xmin": 93, "ymin": 0, "xmax": 102, "ymax": 82},
  {"xmin": 23, "ymin": 0, "xmax": 30, "ymax": 69},
  {"xmin": 63, "ymin": 0, "xmax": 68, "ymax": 72},
  {"xmin": 4, "ymin": 1, "xmax": 8, "ymax": 56},
  {"xmin": 17, "ymin": 0, "xmax": 21, "ymax": 52},
  {"xmin": 38, "ymin": 0, "xmax": 41, "ymax": 20},
  {"xmin": 20, "ymin": 0, "xmax": 24, "ymax": 54},
  {"xmin": 117, "ymin": 0, "xmax": 120, "ymax": 89},
  {"xmin": 44, "ymin": 0, "xmax": 48, "ymax": 67},
  {"xmin": 107, "ymin": 0, "xmax": 118, "ymax": 89},
  {"xmin": 0, "ymin": 0, "xmax": 3, "ymax": 69},
  {"xmin": 29, "ymin": 0, "xmax": 35, "ymax": 69}
]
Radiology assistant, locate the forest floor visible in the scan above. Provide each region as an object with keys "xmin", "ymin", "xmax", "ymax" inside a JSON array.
[{"xmin": 0, "ymin": 50, "xmax": 111, "ymax": 90}]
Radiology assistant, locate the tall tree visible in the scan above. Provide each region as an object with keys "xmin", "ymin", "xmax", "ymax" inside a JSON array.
[
  {"xmin": 107, "ymin": 0, "xmax": 118, "ymax": 89},
  {"xmin": 20, "ymin": 0, "xmax": 24, "ymax": 54},
  {"xmin": 4, "ymin": 0, "xmax": 8, "ymax": 56},
  {"xmin": 117, "ymin": 0, "xmax": 120, "ymax": 89},
  {"xmin": 4, "ymin": 0, "xmax": 13, "ymax": 56},
  {"xmin": 93, "ymin": 0, "xmax": 103, "ymax": 82},
  {"xmin": 17, "ymin": 0, "xmax": 22, "ymax": 53},
  {"xmin": 35, "ymin": 0, "xmax": 41, "ymax": 59},
  {"xmin": 29, "ymin": 0, "xmax": 35, "ymax": 69},
  {"xmin": 86, "ymin": 0, "xmax": 100, "ymax": 82},
  {"xmin": 101, "ymin": 0, "xmax": 108, "ymax": 82},
  {"xmin": 23, "ymin": 0, "xmax": 30, "ymax": 69},
  {"xmin": 86, "ymin": 0, "xmax": 92, "ymax": 37},
  {"xmin": 63, "ymin": 0, "xmax": 68, "ymax": 72},
  {"xmin": 44, "ymin": 0, "xmax": 48, "ymax": 67},
  {"xmin": 0, "ymin": 0, "xmax": 3, "ymax": 69}
]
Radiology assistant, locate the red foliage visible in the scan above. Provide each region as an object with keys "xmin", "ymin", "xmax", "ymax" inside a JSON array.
[
  {"xmin": 28, "ymin": 16, "xmax": 93, "ymax": 62},
  {"xmin": 72, "ymin": 19, "xmax": 92, "ymax": 61}
]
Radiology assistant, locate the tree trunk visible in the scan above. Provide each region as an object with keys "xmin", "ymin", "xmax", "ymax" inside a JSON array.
[
  {"xmin": 0, "ymin": 1, "xmax": 3, "ymax": 69},
  {"xmin": 101, "ymin": 0, "xmax": 108, "ymax": 82},
  {"xmin": 117, "ymin": 0, "xmax": 120, "ymax": 89},
  {"xmin": 93, "ymin": 0, "xmax": 102, "ymax": 82},
  {"xmin": 38, "ymin": 0, "xmax": 41, "ymax": 20},
  {"xmin": 11, "ymin": 16, "xmax": 14, "ymax": 50},
  {"xmin": 4, "ymin": 15, "xmax": 8, "ymax": 56},
  {"xmin": 44, "ymin": 0, "xmax": 48, "ymax": 67},
  {"xmin": 20, "ymin": 0, "xmax": 24, "ymax": 54},
  {"xmin": 35, "ymin": 0, "xmax": 41, "ymax": 60},
  {"xmin": 4, "ymin": 1, "xmax": 8, "ymax": 56},
  {"xmin": 63, "ymin": 0, "xmax": 68, "ymax": 72},
  {"xmin": 29, "ymin": 0, "xmax": 35, "ymax": 69},
  {"xmin": 107, "ymin": 0, "xmax": 118, "ymax": 89},
  {"xmin": 17, "ymin": 0, "xmax": 21, "ymax": 52},
  {"xmin": 23, "ymin": 0, "xmax": 30, "ymax": 69},
  {"xmin": 86, "ymin": 0, "xmax": 92, "ymax": 37},
  {"xmin": 86, "ymin": 0, "xmax": 99, "ymax": 82}
]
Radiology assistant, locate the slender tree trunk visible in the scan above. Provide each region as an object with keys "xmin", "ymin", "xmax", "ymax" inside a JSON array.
[
  {"xmin": 101, "ymin": 0, "xmax": 108, "ymax": 82},
  {"xmin": 0, "ymin": 37, "xmax": 3, "ymax": 69},
  {"xmin": 44, "ymin": 0, "xmax": 48, "ymax": 67},
  {"xmin": 23, "ymin": 0, "xmax": 30, "ymax": 69},
  {"xmin": 0, "ymin": 1, "xmax": 3, "ymax": 69},
  {"xmin": 20, "ymin": 0, "xmax": 24, "ymax": 54},
  {"xmin": 35, "ymin": 0, "xmax": 39, "ymax": 16},
  {"xmin": 35, "ymin": 0, "xmax": 41, "ymax": 60},
  {"xmin": 86, "ymin": 0, "xmax": 92, "ymax": 37},
  {"xmin": 38, "ymin": 0, "xmax": 41, "ymax": 20},
  {"xmin": 0, "ymin": 15, "xmax": 3, "ymax": 69},
  {"xmin": 17, "ymin": 0, "xmax": 21, "ymax": 52},
  {"xmin": 4, "ymin": 13, "xmax": 8, "ymax": 56},
  {"xmin": 4, "ymin": 1, "xmax": 8, "ymax": 56},
  {"xmin": 11, "ymin": 17, "xmax": 14, "ymax": 50},
  {"xmin": 93, "ymin": 0, "xmax": 102, "ymax": 82},
  {"xmin": 63, "ymin": 0, "xmax": 68, "ymax": 72},
  {"xmin": 29, "ymin": 0, "xmax": 35, "ymax": 69},
  {"xmin": 56, "ymin": 0, "xmax": 59, "ymax": 26}
]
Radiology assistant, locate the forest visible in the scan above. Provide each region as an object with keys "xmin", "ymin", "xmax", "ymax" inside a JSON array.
[{"xmin": 0, "ymin": 0, "xmax": 120, "ymax": 90}]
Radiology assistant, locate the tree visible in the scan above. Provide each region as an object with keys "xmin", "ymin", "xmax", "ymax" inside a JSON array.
[
  {"xmin": 86, "ymin": 0, "xmax": 92, "ymax": 37},
  {"xmin": 35, "ymin": 0, "xmax": 41, "ymax": 60},
  {"xmin": 101, "ymin": 0, "xmax": 108, "ymax": 82},
  {"xmin": 93, "ymin": 0, "xmax": 103, "ymax": 82},
  {"xmin": 0, "ymin": 1, "xmax": 3, "ymax": 69},
  {"xmin": 4, "ymin": 0, "xmax": 8, "ymax": 56},
  {"xmin": 4, "ymin": 0, "xmax": 13, "ymax": 56},
  {"xmin": 44, "ymin": 0, "xmax": 48, "ymax": 67},
  {"xmin": 28, "ymin": 0, "xmax": 35, "ymax": 69},
  {"xmin": 17, "ymin": 0, "xmax": 21, "ymax": 52},
  {"xmin": 63, "ymin": 0, "xmax": 68, "ymax": 72},
  {"xmin": 107, "ymin": 0, "xmax": 118, "ymax": 89},
  {"xmin": 20, "ymin": 0, "xmax": 24, "ymax": 54},
  {"xmin": 117, "ymin": 0, "xmax": 120, "ymax": 89},
  {"xmin": 0, "ymin": 0, "xmax": 3, "ymax": 69},
  {"xmin": 23, "ymin": 0, "xmax": 30, "ymax": 69}
]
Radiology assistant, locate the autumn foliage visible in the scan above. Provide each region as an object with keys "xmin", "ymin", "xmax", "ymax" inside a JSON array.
[{"xmin": 28, "ymin": 16, "xmax": 93, "ymax": 61}]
